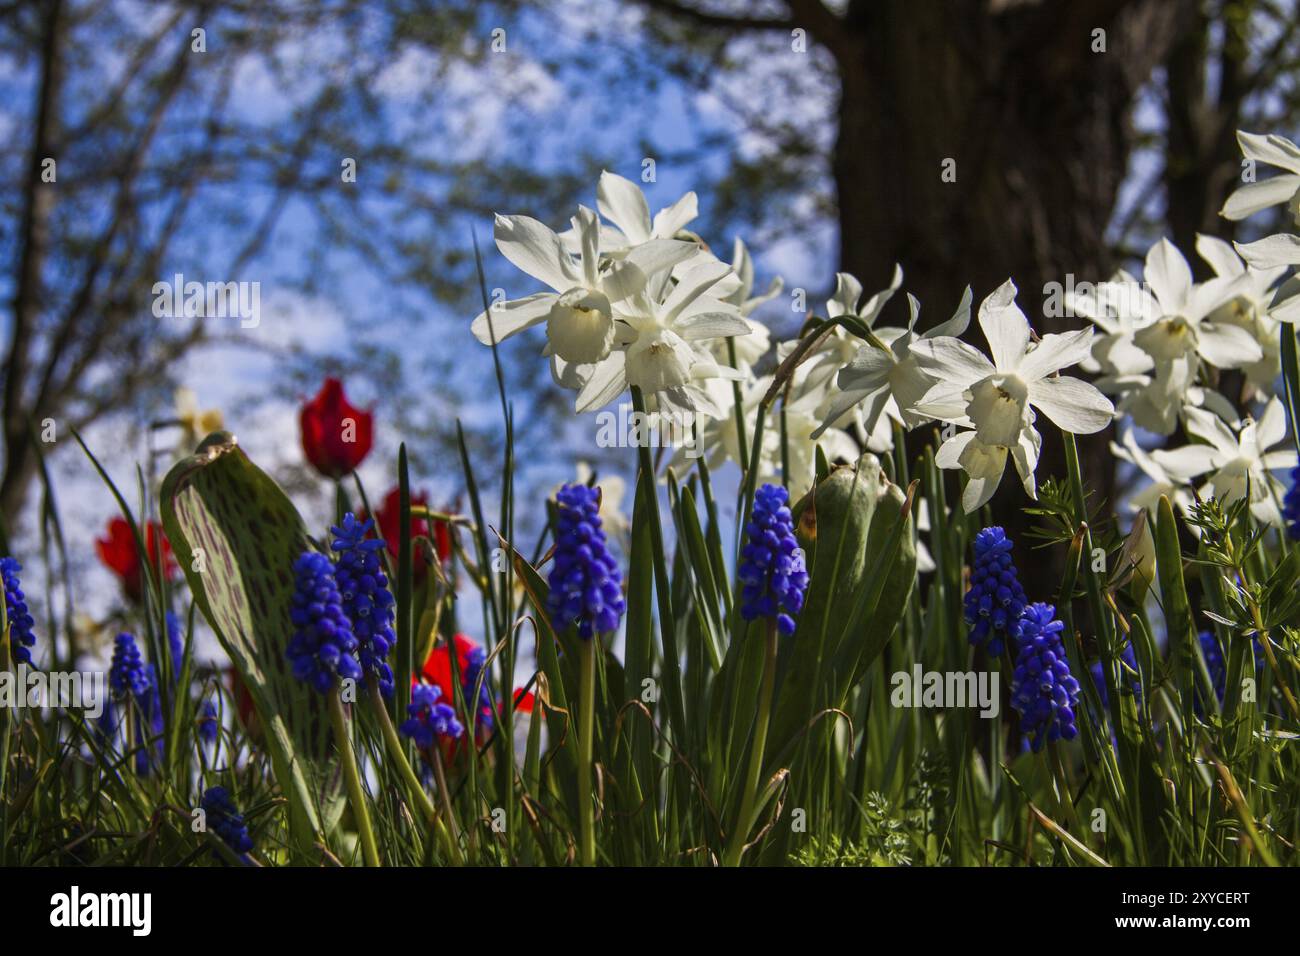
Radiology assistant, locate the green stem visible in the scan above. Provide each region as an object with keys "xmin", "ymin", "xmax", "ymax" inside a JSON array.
[
  {"xmin": 327, "ymin": 690, "xmax": 381, "ymax": 867},
  {"xmin": 724, "ymin": 621, "xmax": 778, "ymax": 867},
  {"xmin": 578, "ymin": 635, "xmax": 597, "ymax": 866},
  {"xmin": 429, "ymin": 742, "xmax": 465, "ymax": 857},
  {"xmin": 367, "ymin": 680, "xmax": 460, "ymax": 863}
]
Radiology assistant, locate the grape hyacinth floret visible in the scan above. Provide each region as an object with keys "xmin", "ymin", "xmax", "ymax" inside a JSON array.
[
  {"xmin": 201, "ymin": 786, "xmax": 254, "ymax": 855},
  {"xmin": 964, "ymin": 526, "xmax": 1027, "ymax": 656},
  {"xmin": 738, "ymin": 483, "xmax": 808, "ymax": 636},
  {"xmin": 1010, "ymin": 603, "xmax": 1081, "ymax": 752},
  {"xmin": 547, "ymin": 483, "xmax": 625, "ymax": 640},
  {"xmin": 463, "ymin": 644, "xmax": 494, "ymax": 730},
  {"xmin": 197, "ymin": 701, "xmax": 219, "ymax": 744},
  {"xmin": 1089, "ymin": 639, "xmax": 1142, "ymax": 709},
  {"xmin": 1284, "ymin": 466, "xmax": 1300, "ymax": 541},
  {"xmin": 1198, "ymin": 629, "xmax": 1264, "ymax": 706},
  {"xmin": 287, "ymin": 551, "xmax": 362, "ymax": 693},
  {"xmin": 400, "ymin": 683, "xmax": 464, "ymax": 748},
  {"xmin": 1, "ymin": 557, "xmax": 36, "ymax": 666},
  {"xmin": 165, "ymin": 610, "xmax": 184, "ymax": 683},
  {"xmin": 331, "ymin": 513, "xmax": 397, "ymax": 695},
  {"xmin": 109, "ymin": 633, "xmax": 151, "ymax": 700}
]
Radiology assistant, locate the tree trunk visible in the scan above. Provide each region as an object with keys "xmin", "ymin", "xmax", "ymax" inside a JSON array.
[
  {"xmin": 2, "ymin": 0, "xmax": 65, "ymax": 535},
  {"xmin": 827, "ymin": 0, "xmax": 1189, "ymax": 596}
]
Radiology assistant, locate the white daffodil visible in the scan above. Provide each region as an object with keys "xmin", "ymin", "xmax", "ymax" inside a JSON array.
[
  {"xmin": 793, "ymin": 266, "xmax": 905, "ymax": 400},
  {"xmin": 573, "ymin": 258, "xmax": 750, "ymax": 418},
  {"xmin": 592, "ymin": 170, "xmax": 702, "ymax": 255},
  {"xmin": 472, "ymin": 205, "xmax": 695, "ymax": 369},
  {"xmin": 915, "ymin": 500, "xmax": 936, "ymax": 575},
  {"xmin": 1096, "ymin": 238, "xmax": 1263, "ymax": 435},
  {"xmin": 1064, "ymin": 270, "xmax": 1157, "ymax": 381},
  {"xmin": 812, "ymin": 288, "xmax": 971, "ymax": 440},
  {"xmin": 1133, "ymin": 238, "xmax": 1259, "ymax": 370},
  {"xmin": 1222, "ymin": 131, "xmax": 1300, "ymax": 224},
  {"xmin": 909, "ymin": 280, "xmax": 1114, "ymax": 512},
  {"xmin": 174, "ymin": 387, "xmax": 224, "ymax": 449},
  {"xmin": 1152, "ymin": 397, "xmax": 1297, "ymax": 525},
  {"xmin": 1222, "ymin": 131, "xmax": 1300, "ymax": 268},
  {"xmin": 1110, "ymin": 429, "xmax": 1194, "ymax": 517},
  {"xmin": 1198, "ymin": 234, "xmax": 1292, "ymax": 399},
  {"xmin": 707, "ymin": 237, "xmax": 779, "ymax": 372}
]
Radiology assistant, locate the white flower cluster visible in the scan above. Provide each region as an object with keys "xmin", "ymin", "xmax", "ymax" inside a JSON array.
[{"xmin": 478, "ymin": 137, "xmax": 1300, "ymax": 520}]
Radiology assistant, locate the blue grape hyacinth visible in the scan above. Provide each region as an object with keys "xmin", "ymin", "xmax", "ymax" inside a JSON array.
[
  {"xmin": 964, "ymin": 526, "xmax": 1027, "ymax": 656},
  {"xmin": 331, "ymin": 513, "xmax": 397, "ymax": 695},
  {"xmin": 201, "ymin": 786, "xmax": 254, "ymax": 855},
  {"xmin": 287, "ymin": 551, "xmax": 363, "ymax": 693},
  {"xmin": 197, "ymin": 700, "xmax": 220, "ymax": 744},
  {"xmin": 165, "ymin": 610, "xmax": 184, "ymax": 683},
  {"xmin": 1, "ymin": 557, "xmax": 36, "ymax": 666},
  {"xmin": 463, "ymin": 644, "xmax": 494, "ymax": 730},
  {"xmin": 1198, "ymin": 629, "xmax": 1264, "ymax": 707},
  {"xmin": 547, "ymin": 483, "xmax": 625, "ymax": 640},
  {"xmin": 109, "ymin": 633, "xmax": 151, "ymax": 700},
  {"xmin": 1089, "ymin": 639, "xmax": 1142, "ymax": 710},
  {"xmin": 1284, "ymin": 466, "xmax": 1300, "ymax": 541},
  {"xmin": 1010, "ymin": 603, "xmax": 1081, "ymax": 752},
  {"xmin": 738, "ymin": 483, "xmax": 808, "ymax": 636},
  {"xmin": 400, "ymin": 683, "xmax": 464, "ymax": 748}
]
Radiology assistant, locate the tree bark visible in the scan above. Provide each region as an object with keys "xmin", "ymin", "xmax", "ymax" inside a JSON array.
[
  {"xmin": 2, "ymin": 0, "xmax": 65, "ymax": 530},
  {"xmin": 824, "ymin": 0, "xmax": 1190, "ymax": 594}
]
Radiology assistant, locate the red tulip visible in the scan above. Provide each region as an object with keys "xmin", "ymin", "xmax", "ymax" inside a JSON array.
[
  {"xmin": 95, "ymin": 517, "xmax": 176, "ymax": 603},
  {"xmin": 420, "ymin": 633, "xmax": 478, "ymax": 701},
  {"xmin": 371, "ymin": 486, "xmax": 451, "ymax": 579},
  {"xmin": 299, "ymin": 376, "xmax": 373, "ymax": 479},
  {"xmin": 421, "ymin": 633, "xmax": 534, "ymax": 706}
]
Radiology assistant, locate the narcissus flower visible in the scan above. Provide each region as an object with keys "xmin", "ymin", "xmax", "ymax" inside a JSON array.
[
  {"xmin": 547, "ymin": 483, "xmax": 625, "ymax": 639},
  {"xmin": 909, "ymin": 280, "xmax": 1114, "ymax": 512},
  {"xmin": 738, "ymin": 483, "xmax": 808, "ymax": 635},
  {"xmin": 174, "ymin": 386, "xmax": 224, "ymax": 449},
  {"xmin": 814, "ymin": 285, "xmax": 971, "ymax": 439},
  {"xmin": 471, "ymin": 202, "xmax": 695, "ymax": 371},
  {"xmin": 1010, "ymin": 603, "xmax": 1081, "ymax": 752},
  {"xmin": 287, "ymin": 551, "xmax": 362, "ymax": 693},
  {"xmin": 1, "ymin": 557, "xmax": 36, "ymax": 666},
  {"xmin": 574, "ymin": 258, "xmax": 751, "ymax": 417},
  {"xmin": 330, "ymin": 513, "xmax": 397, "ymax": 696},
  {"xmin": 1222, "ymin": 131, "xmax": 1300, "ymax": 268},
  {"xmin": 1152, "ymin": 397, "xmax": 1296, "ymax": 526},
  {"xmin": 201, "ymin": 786, "xmax": 254, "ymax": 855},
  {"xmin": 963, "ymin": 526, "xmax": 1026, "ymax": 656},
  {"xmin": 96, "ymin": 517, "xmax": 176, "ymax": 603},
  {"xmin": 299, "ymin": 377, "xmax": 373, "ymax": 479}
]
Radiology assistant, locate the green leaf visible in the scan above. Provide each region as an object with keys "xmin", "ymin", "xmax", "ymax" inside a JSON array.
[{"xmin": 159, "ymin": 431, "xmax": 328, "ymax": 858}]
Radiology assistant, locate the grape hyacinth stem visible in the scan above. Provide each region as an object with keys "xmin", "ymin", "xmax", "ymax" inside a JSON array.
[
  {"xmin": 578, "ymin": 635, "xmax": 597, "ymax": 867},
  {"xmin": 428, "ymin": 743, "xmax": 461, "ymax": 853},
  {"xmin": 326, "ymin": 690, "xmax": 381, "ymax": 867},
  {"xmin": 724, "ymin": 620, "xmax": 778, "ymax": 867},
  {"xmin": 366, "ymin": 678, "xmax": 461, "ymax": 864}
]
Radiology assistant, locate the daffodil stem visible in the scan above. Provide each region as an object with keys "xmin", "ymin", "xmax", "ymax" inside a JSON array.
[
  {"xmin": 578, "ymin": 635, "xmax": 597, "ymax": 866},
  {"xmin": 724, "ymin": 620, "xmax": 778, "ymax": 867},
  {"xmin": 366, "ymin": 680, "xmax": 460, "ymax": 863},
  {"xmin": 327, "ymin": 690, "xmax": 381, "ymax": 867}
]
